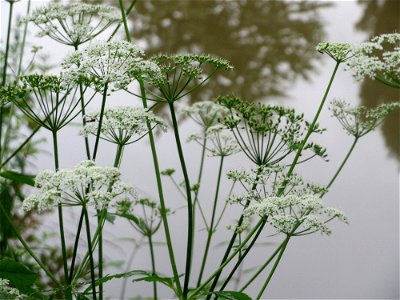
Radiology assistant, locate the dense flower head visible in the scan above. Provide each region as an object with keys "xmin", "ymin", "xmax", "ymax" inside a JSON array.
[
  {"xmin": 146, "ymin": 54, "xmax": 233, "ymax": 102},
  {"xmin": 62, "ymin": 40, "xmax": 158, "ymax": 91},
  {"xmin": 0, "ymin": 278, "xmax": 24, "ymax": 300},
  {"xmin": 217, "ymin": 95, "xmax": 327, "ymax": 166},
  {"xmin": 11, "ymin": 74, "xmax": 81, "ymax": 131},
  {"xmin": 80, "ymin": 106, "xmax": 167, "ymax": 145},
  {"xmin": 243, "ymin": 194, "xmax": 348, "ymax": 235},
  {"xmin": 316, "ymin": 42, "xmax": 352, "ymax": 62},
  {"xmin": 330, "ymin": 99, "xmax": 400, "ymax": 138},
  {"xmin": 180, "ymin": 100, "xmax": 228, "ymax": 129},
  {"xmin": 23, "ymin": 160, "xmax": 137, "ymax": 212},
  {"xmin": 0, "ymin": 84, "xmax": 27, "ymax": 107},
  {"xmin": 347, "ymin": 33, "xmax": 400, "ymax": 88},
  {"xmin": 22, "ymin": 3, "xmax": 120, "ymax": 46},
  {"xmin": 187, "ymin": 125, "xmax": 240, "ymax": 157}
]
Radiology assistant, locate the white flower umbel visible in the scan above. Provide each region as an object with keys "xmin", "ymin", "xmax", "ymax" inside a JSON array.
[
  {"xmin": 180, "ymin": 100, "xmax": 228, "ymax": 129},
  {"xmin": 0, "ymin": 278, "xmax": 24, "ymax": 300},
  {"xmin": 62, "ymin": 40, "xmax": 159, "ymax": 91},
  {"xmin": 243, "ymin": 194, "xmax": 348, "ymax": 236},
  {"xmin": 80, "ymin": 106, "xmax": 167, "ymax": 146},
  {"xmin": 347, "ymin": 33, "xmax": 400, "ymax": 88},
  {"xmin": 330, "ymin": 99, "xmax": 400, "ymax": 138},
  {"xmin": 22, "ymin": 3, "xmax": 120, "ymax": 47},
  {"xmin": 316, "ymin": 42, "xmax": 352, "ymax": 63},
  {"xmin": 23, "ymin": 160, "xmax": 137, "ymax": 212},
  {"xmin": 188, "ymin": 125, "xmax": 240, "ymax": 157}
]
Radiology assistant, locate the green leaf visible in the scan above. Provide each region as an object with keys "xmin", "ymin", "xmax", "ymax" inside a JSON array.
[
  {"xmin": 0, "ymin": 259, "xmax": 38, "ymax": 292},
  {"xmin": 131, "ymin": 270, "xmax": 175, "ymax": 288},
  {"xmin": 0, "ymin": 170, "xmax": 35, "ymax": 186},
  {"xmin": 211, "ymin": 291, "xmax": 253, "ymax": 300}
]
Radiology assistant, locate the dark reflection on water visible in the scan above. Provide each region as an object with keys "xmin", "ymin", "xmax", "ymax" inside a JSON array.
[
  {"xmin": 91, "ymin": 0, "xmax": 330, "ymax": 102},
  {"xmin": 355, "ymin": 0, "xmax": 400, "ymax": 158}
]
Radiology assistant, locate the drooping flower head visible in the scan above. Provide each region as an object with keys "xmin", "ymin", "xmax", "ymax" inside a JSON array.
[
  {"xmin": 145, "ymin": 54, "xmax": 233, "ymax": 103},
  {"xmin": 330, "ymin": 100, "xmax": 400, "ymax": 138},
  {"xmin": 187, "ymin": 125, "xmax": 240, "ymax": 157},
  {"xmin": 80, "ymin": 106, "xmax": 167, "ymax": 146},
  {"xmin": 217, "ymin": 95, "xmax": 328, "ymax": 166},
  {"xmin": 22, "ymin": 3, "xmax": 120, "ymax": 47},
  {"xmin": 11, "ymin": 74, "xmax": 90, "ymax": 132},
  {"xmin": 62, "ymin": 40, "xmax": 159, "ymax": 92},
  {"xmin": 347, "ymin": 33, "xmax": 400, "ymax": 88},
  {"xmin": 180, "ymin": 100, "xmax": 228, "ymax": 129},
  {"xmin": 316, "ymin": 42, "xmax": 352, "ymax": 63},
  {"xmin": 23, "ymin": 160, "xmax": 137, "ymax": 212}
]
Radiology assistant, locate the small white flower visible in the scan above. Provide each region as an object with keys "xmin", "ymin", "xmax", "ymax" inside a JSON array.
[
  {"xmin": 23, "ymin": 160, "xmax": 137, "ymax": 212},
  {"xmin": 0, "ymin": 278, "xmax": 25, "ymax": 300},
  {"xmin": 81, "ymin": 106, "xmax": 167, "ymax": 145},
  {"xmin": 180, "ymin": 100, "xmax": 228, "ymax": 128}
]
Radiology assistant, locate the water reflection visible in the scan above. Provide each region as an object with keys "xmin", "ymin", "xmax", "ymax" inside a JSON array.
[
  {"xmin": 355, "ymin": 0, "xmax": 400, "ymax": 158},
  {"xmin": 89, "ymin": 0, "xmax": 330, "ymax": 102}
]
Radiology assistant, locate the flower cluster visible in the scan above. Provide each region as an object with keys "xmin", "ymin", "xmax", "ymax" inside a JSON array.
[
  {"xmin": 0, "ymin": 84, "xmax": 27, "ymax": 107},
  {"xmin": 347, "ymin": 33, "xmax": 400, "ymax": 88},
  {"xmin": 188, "ymin": 125, "xmax": 240, "ymax": 157},
  {"xmin": 316, "ymin": 42, "xmax": 352, "ymax": 63},
  {"xmin": 180, "ymin": 100, "xmax": 228, "ymax": 129},
  {"xmin": 0, "ymin": 278, "xmax": 24, "ymax": 300},
  {"xmin": 11, "ymin": 75, "xmax": 82, "ymax": 131},
  {"xmin": 330, "ymin": 100, "xmax": 400, "ymax": 138},
  {"xmin": 243, "ymin": 194, "xmax": 348, "ymax": 235},
  {"xmin": 217, "ymin": 95, "xmax": 327, "ymax": 166},
  {"xmin": 147, "ymin": 54, "xmax": 233, "ymax": 102},
  {"xmin": 80, "ymin": 106, "xmax": 167, "ymax": 145},
  {"xmin": 62, "ymin": 40, "xmax": 160, "ymax": 91},
  {"xmin": 23, "ymin": 160, "xmax": 137, "ymax": 212},
  {"xmin": 22, "ymin": 3, "xmax": 120, "ymax": 47}
]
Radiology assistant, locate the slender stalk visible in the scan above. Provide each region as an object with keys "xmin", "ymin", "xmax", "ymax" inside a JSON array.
[
  {"xmin": 92, "ymin": 83, "xmax": 108, "ymax": 161},
  {"xmin": 148, "ymin": 234, "xmax": 158, "ymax": 300},
  {"xmin": 118, "ymin": 0, "xmax": 131, "ymax": 42},
  {"xmin": 197, "ymin": 156, "xmax": 224, "ymax": 286},
  {"xmin": 114, "ymin": 144, "xmax": 124, "ymax": 168},
  {"xmin": 0, "ymin": 202, "xmax": 61, "ymax": 287},
  {"xmin": 109, "ymin": 0, "xmax": 137, "ymax": 42},
  {"xmin": 256, "ymin": 237, "xmax": 290, "ymax": 299},
  {"xmin": 68, "ymin": 209, "xmax": 85, "ymax": 283},
  {"xmin": 83, "ymin": 206, "xmax": 97, "ymax": 300},
  {"xmin": 0, "ymin": 0, "xmax": 14, "ymax": 160},
  {"xmin": 51, "ymin": 131, "xmax": 71, "ymax": 299},
  {"xmin": 325, "ymin": 137, "xmax": 358, "ymax": 191},
  {"xmin": 0, "ymin": 125, "xmax": 41, "ymax": 167},
  {"xmin": 139, "ymin": 81, "xmax": 183, "ymax": 297},
  {"xmin": 168, "ymin": 102, "xmax": 194, "ymax": 298},
  {"xmin": 190, "ymin": 220, "xmax": 263, "ymax": 299},
  {"xmin": 239, "ymin": 239, "xmax": 285, "ymax": 292},
  {"xmin": 17, "ymin": 0, "xmax": 31, "ymax": 77}
]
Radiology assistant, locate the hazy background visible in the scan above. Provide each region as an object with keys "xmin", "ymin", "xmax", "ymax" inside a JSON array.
[{"xmin": 1, "ymin": 0, "xmax": 399, "ymax": 299}]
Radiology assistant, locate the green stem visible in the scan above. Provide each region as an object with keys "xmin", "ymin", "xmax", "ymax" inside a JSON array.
[
  {"xmin": 52, "ymin": 131, "xmax": 71, "ymax": 299},
  {"xmin": 0, "ymin": 1, "xmax": 14, "ymax": 160},
  {"xmin": 256, "ymin": 237, "xmax": 290, "ymax": 299},
  {"xmin": 118, "ymin": 0, "xmax": 131, "ymax": 42},
  {"xmin": 111, "ymin": 0, "xmax": 137, "ymax": 42},
  {"xmin": 190, "ymin": 220, "xmax": 263, "ymax": 299},
  {"xmin": 17, "ymin": 0, "xmax": 31, "ymax": 77},
  {"xmin": 168, "ymin": 102, "xmax": 194, "ymax": 299},
  {"xmin": 68, "ymin": 209, "xmax": 85, "ymax": 283},
  {"xmin": 239, "ymin": 238, "xmax": 285, "ymax": 292},
  {"xmin": 83, "ymin": 206, "xmax": 97, "ymax": 300},
  {"xmin": 148, "ymin": 234, "xmax": 158, "ymax": 300},
  {"xmin": 197, "ymin": 156, "xmax": 224, "ymax": 286},
  {"xmin": 139, "ymin": 81, "xmax": 183, "ymax": 298},
  {"xmin": 114, "ymin": 144, "xmax": 124, "ymax": 168},
  {"xmin": 92, "ymin": 83, "xmax": 108, "ymax": 161},
  {"xmin": 325, "ymin": 137, "xmax": 358, "ymax": 191},
  {"xmin": 0, "ymin": 125, "xmax": 41, "ymax": 168},
  {"xmin": 0, "ymin": 202, "xmax": 61, "ymax": 287}
]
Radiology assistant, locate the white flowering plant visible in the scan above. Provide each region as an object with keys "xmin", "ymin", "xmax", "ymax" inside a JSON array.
[{"xmin": 0, "ymin": 1, "xmax": 398, "ymax": 300}]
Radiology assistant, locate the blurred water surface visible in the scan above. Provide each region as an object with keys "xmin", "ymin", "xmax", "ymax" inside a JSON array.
[{"xmin": 1, "ymin": 0, "xmax": 399, "ymax": 298}]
